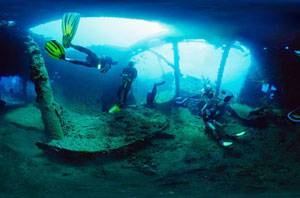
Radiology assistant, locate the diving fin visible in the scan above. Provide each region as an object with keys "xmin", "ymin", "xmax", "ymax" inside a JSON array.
[
  {"xmin": 287, "ymin": 106, "xmax": 300, "ymax": 123},
  {"xmin": 226, "ymin": 131, "xmax": 246, "ymax": 138},
  {"xmin": 45, "ymin": 40, "xmax": 65, "ymax": 60},
  {"xmin": 219, "ymin": 140, "xmax": 233, "ymax": 147},
  {"xmin": 62, "ymin": 12, "xmax": 80, "ymax": 48},
  {"xmin": 235, "ymin": 131, "xmax": 246, "ymax": 137},
  {"xmin": 109, "ymin": 104, "xmax": 121, "ymax": 114}
]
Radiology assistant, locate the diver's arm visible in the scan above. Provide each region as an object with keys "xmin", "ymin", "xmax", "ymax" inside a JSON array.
[
  {"xmin": 120, "ymin": 71, "xmax": 128, "ymax": 77},
  {"xmin": 99, "ymin": 64, "xmax": 111, "ymax": 73},
  {"xmin": 120, "ymin": 69, "xmax": 129, "ymax": 78},
  {"xmin": 125, "ymin": 70, "xmax": 137, "ymax": 82},
  {"xmin": 98, "ymin": 56, "xmax": 117, "ymax": 73},
  {"xmin": 214, "ymin": 120, "xmax": 224, "ymax": 127},
  {"xmin": 121, "ymin": 73, "xmax": 131, "ymax": 82}
]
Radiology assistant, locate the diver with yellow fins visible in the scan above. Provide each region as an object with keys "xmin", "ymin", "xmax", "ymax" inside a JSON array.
[
  {"xmin": 45, "ymin": 12, "xmax": 136, "ymax": 114},
  {"xmin": 45, "ymin": 12, "xmax": 117, "ymax": 73},
  {"xmin": 109, "ymin": 61, "xmax": 137, "ymax": 113}
]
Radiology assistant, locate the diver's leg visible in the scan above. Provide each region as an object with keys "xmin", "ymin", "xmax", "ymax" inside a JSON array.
[
  {"xmin": 64, "ymin": 58, "xmax": 90, "ymax": 67},
  {"xmin": 69, "ymin": 44, "xmax": 94, "ymax": 56},
  {"xmin": 117, "ymin": 84, "xmax": 124, "ymax": 104},
  {"xmin": 214, "ymin": 120, "xmax": 223, "ymax": 127},
  {"xmin": 69, "ymin": 44, "xmax": 99, "ymax": 65},
  {"xmin": 152, "ymin": 84, "xmax": 157, "ymax": 97},
  {"xmin": 207, "ymin": 122, "xmax": 232, "ymax": 147},
  {"xmin": 207, "ymin": 122, "xmax": 220, "ymax": 140},
  {"xmin": 122, "ymin": 82, "xmax": 132, "ymax": 104}
]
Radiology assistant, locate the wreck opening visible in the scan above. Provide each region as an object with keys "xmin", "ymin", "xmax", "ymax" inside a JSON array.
[{"xmin": 30, "ymin": 17, "xmax": 252, "ymax": 105}]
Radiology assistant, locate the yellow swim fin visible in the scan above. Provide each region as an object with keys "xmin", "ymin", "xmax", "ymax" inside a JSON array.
[
  {"xmin": 45, "ymin": 40, "xmax": 65, "ymax": 60},
  {"xmin": 62, "ymin": 12, "xmax": 80, "ymax": 48},
  {"xmin": 109, "ymin": 104, "xmax": 121, "ymax": 114}
]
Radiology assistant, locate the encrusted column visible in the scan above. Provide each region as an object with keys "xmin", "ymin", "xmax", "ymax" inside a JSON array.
[
  {"xmin": 25, "ymin": 36, "xmax": 64, "ymax": 140},
  {"xmin": 215, "ymin": 42, "xmax": 233, "ymax": 97}
]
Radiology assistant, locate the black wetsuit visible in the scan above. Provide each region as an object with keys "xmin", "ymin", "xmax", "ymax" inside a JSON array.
[
  {"xmin": 147, "ymin": 89, "xmax": 156, "ymax": 105},
  {"xmin": 66, "ymin": 44, "xmax": 99, "ymax": 68},
  {"xmin": 117, "ymin": 66, "xmax": 137, "ymax": 105}
]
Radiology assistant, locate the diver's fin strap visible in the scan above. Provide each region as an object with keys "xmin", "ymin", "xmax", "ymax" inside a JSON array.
[{"xmin": 219, "ymin": 140, "xmax": 233, "ymax": 147}]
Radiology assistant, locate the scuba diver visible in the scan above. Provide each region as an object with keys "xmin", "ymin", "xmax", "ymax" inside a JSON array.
[
  {"xmin": 65, "ymin": 43, "xmax": 117, "ymax": 73},
  {"xmin": 44, "ymin": 12, "xmax": 117, "ymax": 73},
  {"xmin": 146, "ymin": 81, "xmax": 165, "ymax": 107},
  {"xmin": 117, "ymin": 61, "xmax": 137, "ymax": 106},
  {"xmin": 200, "ymin": 91, "xmax": 246, "ymax": 147},
  {"xmin": 109, "ymin": 61, "xmax": 137, "ymax": 113}
]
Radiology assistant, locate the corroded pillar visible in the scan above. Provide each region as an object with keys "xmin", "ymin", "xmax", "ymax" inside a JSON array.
[
  {"xmin": 215, "ymin": 42, "xmax": 232, "ymax": 97},
  {"xmin": 25, "ymin": 36, "xmax": 64, "ymax": 140}
]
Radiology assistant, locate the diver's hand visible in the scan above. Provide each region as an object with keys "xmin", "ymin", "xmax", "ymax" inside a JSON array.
[
  {"xmin": 100, "ymin": 64, "xmax": 111, "ymax": 73},
  {"xmin": 122, "ymin": 75, "xmax": 131, "ymax": 82},
  {"xmin": 121, "ymin": 73, "xmax": 129, "ymax": 79}
]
